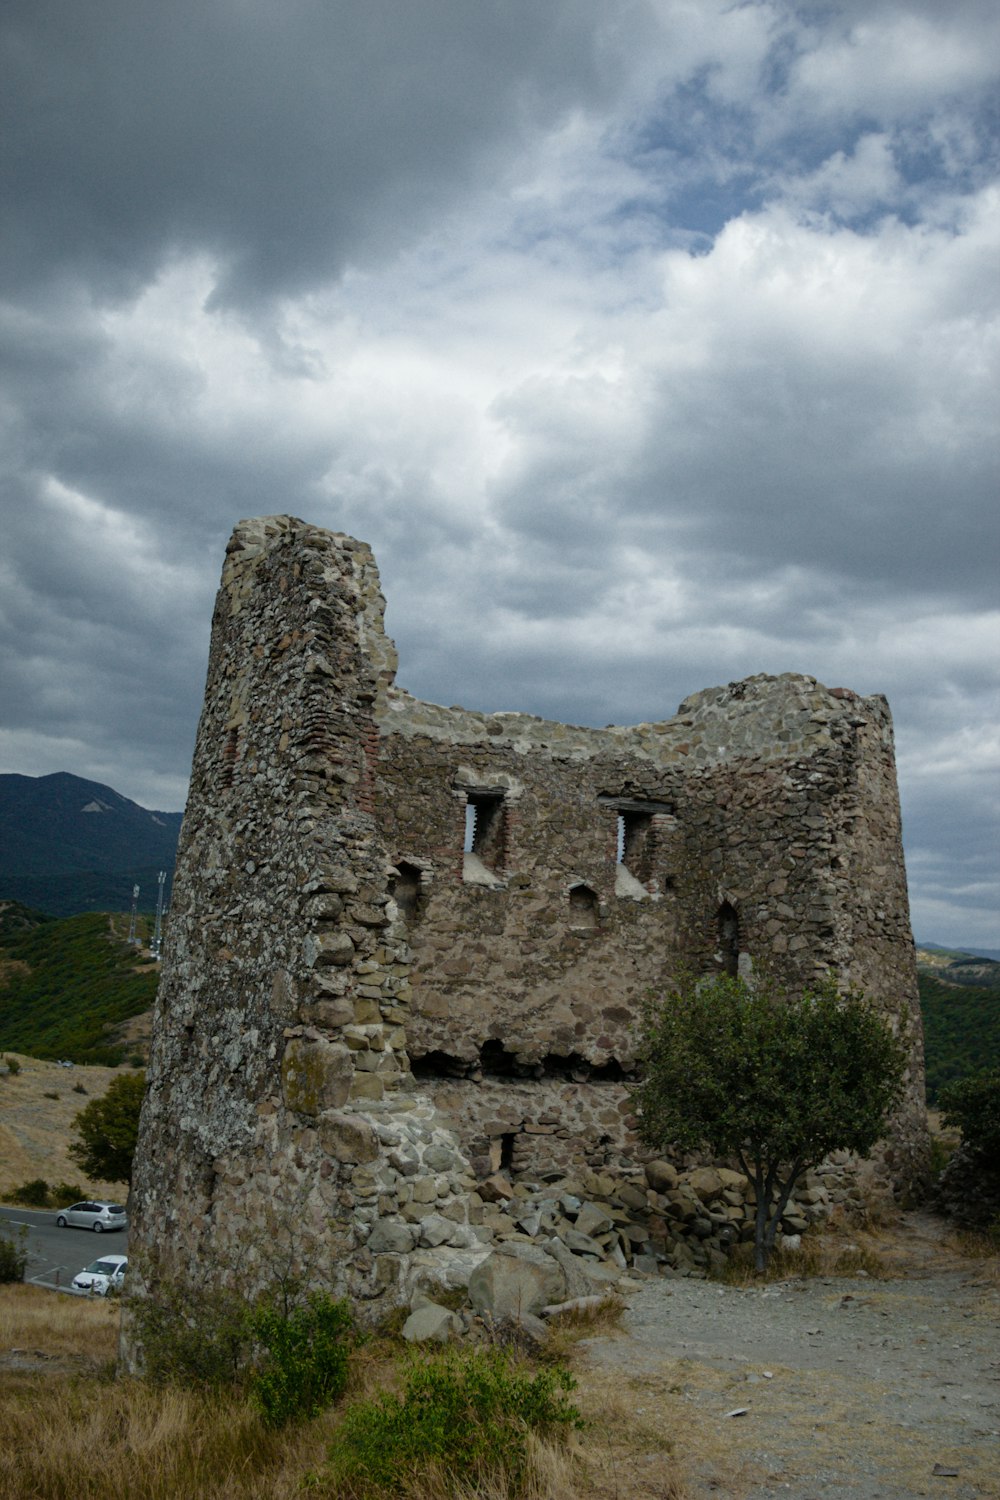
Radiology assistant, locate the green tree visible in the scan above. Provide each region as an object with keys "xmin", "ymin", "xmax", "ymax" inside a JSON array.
[
  {"xmin": 69, "ymin": 1070, "xmax": 146, "ymax": 1183},
  {"xmin": 632, "ymin": 976, "xmax": 907, "ymax": 1272},
  {"xmin": 0, "ymin": 1224, "xmax": 28, "ymax": 1283},
  {"xmin": 938, "ymin": 1069, "xmax": 1000, "ymax": 1175}
]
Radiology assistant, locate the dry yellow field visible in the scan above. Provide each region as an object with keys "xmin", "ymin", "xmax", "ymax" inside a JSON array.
[{"xmin": 0, "ymin": 1053, "xmax": 142, "ymax": 1199}]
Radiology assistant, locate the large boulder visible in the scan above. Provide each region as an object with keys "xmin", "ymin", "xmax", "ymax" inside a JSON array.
[
  {"xmin": 645, "ymin": 1159, "xmax": 679, "ymax": 1193},
  {"xmin": 468, "ymin": 1243, "xmax": 566, "ymax": 1319}
]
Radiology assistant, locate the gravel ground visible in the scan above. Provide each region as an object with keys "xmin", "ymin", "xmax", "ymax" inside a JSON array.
[{"xmin": 581, "ymin": 1213, "xmax": 999, "ymax": 1500}]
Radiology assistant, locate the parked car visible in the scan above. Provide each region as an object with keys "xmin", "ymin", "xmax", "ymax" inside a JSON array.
[
  {"xmin": 55, "ymin": 1201, "xmax": 128, "ymax": 1233},
  {"xmin": 71, "ymin": 1254, "xmax": 127, "ymax": 1296}
]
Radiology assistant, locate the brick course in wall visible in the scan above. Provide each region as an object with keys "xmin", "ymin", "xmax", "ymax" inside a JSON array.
[{"xmin": 123, "ymin": 516, "xmax": 927, "ymax": 1346}]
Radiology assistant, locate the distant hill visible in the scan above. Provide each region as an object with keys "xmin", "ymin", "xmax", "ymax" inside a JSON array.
[
  {"xmin": 0, "ymin": 906, "xmax": 158, "ymax": 1064},
  {"xmin": 919, "ymin": 942, "xmax": 1000, "ymax": 963},
  {"xmin": 916, "ymin": 946, "xmax": 1000, "ymax": 1103},
  {"xmin": 0, "ymin": 899, "xmax": 53, "ymax": 943},
  {"xmin": 0, "ymin": 772, "xmax": 182, "ymax": 917}
]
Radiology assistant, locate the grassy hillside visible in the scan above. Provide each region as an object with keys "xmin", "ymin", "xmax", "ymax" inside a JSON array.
[
  {"xmin": 0, "ymin": 910, "xmax": 158, "ymax": 1065},
  {"xmin": 916, "ymin": 947, "xmax": 1000, "ymax": 1103},
  {"xmin": 0, "ymin": 900, "xmax": 53, "ymax": 943}
]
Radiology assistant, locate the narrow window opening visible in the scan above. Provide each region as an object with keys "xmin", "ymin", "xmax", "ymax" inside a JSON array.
[
  {"xmin": 568, "ymin": 883, "xmax": 599, "ymax": 929},
  {"xmin": 718, "ymin": 901, "xmax": 739, "ymax": 977},
  {"xmin": 389, "ymin": 860, "xmax": 422, "ymax": 919},
  {"xmin": 462, "ymin": 791, "xmax": 506, "ymax": 883},
  {"xmin": 499, "ymin": 1132, "xmax": 516, "ymax": 1172},
  {"xmin": 620, "ymin": 811, "xmax": 653, "ymax": 880}
]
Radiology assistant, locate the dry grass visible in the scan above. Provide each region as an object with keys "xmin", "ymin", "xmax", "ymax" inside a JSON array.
[
  {"xmin": 542, "ymin": 1294, "xmax": 627, "ymax": 1364},
  {"xmin": 0, "ymin": 1283, "xmax": 121, "ymax": 1361},
  {"xmin": 0, "ymin": 1376, "xmax": 338, "ymax": 1500},
  {"xmin": 1, "ymin": 1286, "xmax": 660, "ymax": 1500},
  {"xmin": 0, "ymin": 1053, "xmax": 140, "ymax": 1199},
  {"xmin": 945, "ymin": 1227, "xmax": 1000, "ymax": 1287},
  {"xmin": 714, "ymin": 1231, "xmax": 892, "ymax": 1286}
]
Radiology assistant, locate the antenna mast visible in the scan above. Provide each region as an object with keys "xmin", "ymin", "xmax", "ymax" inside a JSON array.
[
  {"xmin": 127, "ymin": 884, "xmax": 140, "ymax": 945},
  {"xmin": 151, "ymin": 870, "xmax": 167, "ymax": 959}
]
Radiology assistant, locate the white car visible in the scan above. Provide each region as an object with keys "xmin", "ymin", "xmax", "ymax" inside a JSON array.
[{"xmin": 71, "ymin": 1254, "xmax": 127, "ymax": 1295}]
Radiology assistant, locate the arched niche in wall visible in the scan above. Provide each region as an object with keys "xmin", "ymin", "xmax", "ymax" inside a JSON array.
[
  {"xmin": 568, "ymin": 882, "xmax": 599, "ymax": 930},
  {"xmin": 717, "ymin": 900, "xmax": 740, "ymax": 977},
  {"xmin": 389, "ymin": 859, "xmax": 423, "ymax": 919}
]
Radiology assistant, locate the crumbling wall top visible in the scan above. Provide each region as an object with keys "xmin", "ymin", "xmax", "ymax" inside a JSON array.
[{"xmin": 382, "ymin": 672, "xmax": 893, "ymax": 769}]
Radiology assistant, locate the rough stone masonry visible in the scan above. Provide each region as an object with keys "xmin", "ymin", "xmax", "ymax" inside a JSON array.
[{"xmin": 124, "ymin": 515, "xmax": 927, "ymax": 1336}]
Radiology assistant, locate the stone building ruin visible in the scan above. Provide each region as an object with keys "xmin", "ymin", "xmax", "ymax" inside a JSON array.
[{"xmin": 126, "ymin": 515, "xmax": 926, "ymax": 1323}]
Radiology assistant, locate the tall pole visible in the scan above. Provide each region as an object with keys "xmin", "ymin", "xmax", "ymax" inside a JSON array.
[
  {"xmin": 127, "ymin": 884, "xmax": 140, "ymax": 945},
  {"xmin": 152, "ymin": 870, "xmax": 167, "ymax": 959}
]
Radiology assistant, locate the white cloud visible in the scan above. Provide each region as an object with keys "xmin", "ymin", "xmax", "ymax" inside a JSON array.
[
  {"xmin": 790, "ymin": 8, "xmax": 1000, "ymax": 119},
  {"xmin": 0, "ymin": 0, "xmax": 997, "ymax": 945}
]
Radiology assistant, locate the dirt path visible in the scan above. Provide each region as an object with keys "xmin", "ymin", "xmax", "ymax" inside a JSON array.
[{"xmin": 580, "ymin": 1213, "xmax": 999, "ymax": 1500}]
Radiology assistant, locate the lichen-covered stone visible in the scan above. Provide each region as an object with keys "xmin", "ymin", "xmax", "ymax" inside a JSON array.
[{"xmin": 281, "ymin": 1037, "xmax": 353, "ymax": 1116}]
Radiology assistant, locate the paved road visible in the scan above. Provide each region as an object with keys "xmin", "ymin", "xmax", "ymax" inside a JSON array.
[{"xmin": 0, "ymin": 1204, "xmax": 129, "ymax": 1293}]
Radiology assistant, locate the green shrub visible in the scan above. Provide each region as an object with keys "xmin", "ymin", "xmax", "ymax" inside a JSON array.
[
  {"xmin": 939, "ymin": 1069, "xmax": 1000, "ymax": 1171},
  {"xmin": 130, "ymin": 1276, "xmax": 254, "ymax": 1389},
  {"xmin": 51, "ymin": 1180, "xmax": 88, "ymax": 1206},
  {"xmin": 131, "ymin": 1271, "xmax": 353, "ymax": 1430},
  {"xmin": 0, "ymin": 1225, "xmax": 28, "ymax": 1283},
  {"xmin": 249, "ymin": 1293, "xmax": 353, "ymax": 1428},
  {"xmin": 324, "ymin": 1347, "xmax": 582, "ymax": 1497},
  {"xmin": 4, "ymin": 1055, "xmax": 20, "ymax": 1075},
  {"xmin": 10, "ymin": 1178, "xmax": 50, "ymax": 1207}
]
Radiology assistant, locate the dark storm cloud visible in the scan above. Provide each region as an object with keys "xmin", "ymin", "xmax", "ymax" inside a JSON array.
[
  {"xmin": 0, "ymin": 0, "xmax": 996, "ymax": 945},
  {"xmin": 2, "ymin": 0, "xmax": 632, "ymax": 308}
]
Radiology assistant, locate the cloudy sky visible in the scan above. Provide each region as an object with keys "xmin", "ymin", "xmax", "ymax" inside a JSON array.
[{"xmin": 1, "ymin": 1, "xmax": 997, "ymax": 948}]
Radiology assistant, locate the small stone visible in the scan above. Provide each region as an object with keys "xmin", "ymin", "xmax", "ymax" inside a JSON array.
[{"xmin": 401, "ymin": 1304, "xmax": 459, "ymax": 1343}]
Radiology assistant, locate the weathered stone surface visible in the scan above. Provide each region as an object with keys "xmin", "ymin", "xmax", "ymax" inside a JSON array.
[
  {"xmin": 687, "ymin": 1168, "xmax": 725, "ymax": 1204},
  {"xmin": 367, "ymin": 1219, "xmax": 417, "ymax": 1254},
  {"xmin": 542, "ymin": 1235, "xmax": 618, "ymax": 1298},
  {"xmin": 468, "ymin": 1244, "xmax": 566, "ymax": 1318},
  {"xmin": 317, "ymin": 1111, "xmax": 379, "ymax": 1164},
  {"xmin": 479, "ymin": 1174, "xmax": 516, "ymax": 1203},
  {"xmin": 645, "ymin": 1160, "xmax": 679, "ymax": 1193},
  {"xmin": 575, "ymin": 1201, "xmax": 614, "ymax": 1237},
  {"xmin": 401, "ymin": 1303, "xmax": 459, "ymax": 1342},
  {"xmin": 281, "ymin": 1037, "xmax": 353, "ymax": 1115}
]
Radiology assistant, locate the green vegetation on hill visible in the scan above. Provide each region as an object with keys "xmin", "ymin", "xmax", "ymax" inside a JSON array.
[
  {"xmin": 918, "ymin": 970, "xmax": 1000, "ymax": 1103},
  {"xmin": 0, "ymin": 900, "xmax": 53, "ymax": 943},
  {"xmin": 0, "ymin": 911, "xmax": 158, "ymax": 1065}
]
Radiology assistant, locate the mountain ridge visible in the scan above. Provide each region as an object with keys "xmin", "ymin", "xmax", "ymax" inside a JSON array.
[{"xmin": 0, "ymin": 772, "xmax": 182, "ymax": 917}]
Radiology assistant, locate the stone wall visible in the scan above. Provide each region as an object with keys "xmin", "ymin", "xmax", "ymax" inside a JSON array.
[
  {"xmin": 124, "ymin": 515, "xmax": 927, "ymax": 1350},
  {"xmin": 376, "ymin": 673, "xmax": 926, "ymax": 1190}
]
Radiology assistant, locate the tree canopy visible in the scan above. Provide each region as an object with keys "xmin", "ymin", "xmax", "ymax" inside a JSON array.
[
  {"xmin": 939, "ymin": 1068, "xmax": 1000, "ymax": 1173},
  {"xmin": 632, "ymin": 975, "xmax": 907, "ymax": 1271},
  {"xmin": 69, "ymin": 1070, "xmax": 146, "ymax": 1184}
]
